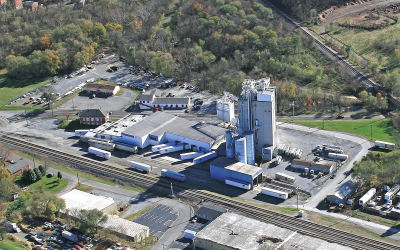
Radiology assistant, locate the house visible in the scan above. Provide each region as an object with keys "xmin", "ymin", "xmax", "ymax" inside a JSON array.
[
  {"xmin": 6, "ymin": 158, "xmax": 30, "ymax": 177},
  {"xmin": 79, "ymin": 109, "xmax": 109, "ymax": 126},
  {"xmin": 85, "ymin": 83, "xmax": 120, "ymax": 97},
  {"xmin": 7, "ymin": 0, "xmax": 22, "ymax": 9},
  {"xmin": 138, "ymin": 95, "xmax": 154, "ymax": 110},
  {"xmin": 23, "ymin": 1, "xmax": 38, "ymax": 11}
]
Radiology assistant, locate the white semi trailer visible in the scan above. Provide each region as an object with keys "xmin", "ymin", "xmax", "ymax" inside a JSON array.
[
  {"xmin": 88, "ymin": 146, "xmax": 111, "ymax": 159},
  {"xmin": 375, "ymin": 140, "xmax": 395, "ymax": 150}
]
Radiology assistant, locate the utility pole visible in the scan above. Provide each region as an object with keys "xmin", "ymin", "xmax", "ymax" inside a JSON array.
[
  {"xmin": 25, "ymin": 109, "xmax": 28, "ymax": 126},
  {"xmin": 323, "ymin": 119, "xmax": 325, "ymax": 130},
  {"xmin": 77, "ymin": 173, "xmax": 80, "ymax": 186},
  {"xmin": 296, "ymin": 187, "xmax": 299, "ymax": 210},
  {"xmin": 292, "ymin": 101, "xmax": 295, "ymax": 118},
  {"xmin": 171, "ymin": 183, "xmax": 174, "ymax": 197}
]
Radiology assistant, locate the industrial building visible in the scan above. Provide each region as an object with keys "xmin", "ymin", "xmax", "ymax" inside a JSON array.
[
  {"xmin": 210, "ymin": 157, "xmax": 263, "ymax": 189},
  {"xmin": 82, "ymin": 112, "xmax": 226, "ymax": 153},
  {"xmin": 291, "ymin": 159, "xmax": 334, "ymax": 174},
  {"xmin": 326, "ymin": 179, "xmax": 356, "ymax": 204},
  {"xmin": 194, "ymin": 213, "xmax": 352, "ymax": 250},
  {"xmin": 60, "ymin": 189, "xmax": 117, "ymax": 214},
  {"xmin": 60, "ymin": 189, "xmax": 149, "ymax": 241},
  {"xmin": 85, "ymin": 83, "xmax": 120, "ymax": 96},
  {"xmin": 219, "ymin": 78, "xmax": 277, "ymax": 164}
]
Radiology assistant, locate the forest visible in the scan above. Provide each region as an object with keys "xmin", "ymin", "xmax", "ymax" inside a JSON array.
[{"xmin": 0, "ymin": 0, "xmax": 366, "ymax": 112}]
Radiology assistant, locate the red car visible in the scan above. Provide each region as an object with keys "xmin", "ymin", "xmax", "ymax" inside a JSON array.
[{"xmin": 337, "ymin": 114, "xmax": 344, "ymax": 119}]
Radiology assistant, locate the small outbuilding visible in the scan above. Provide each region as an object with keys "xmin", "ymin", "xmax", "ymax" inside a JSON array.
[
  {"xmin": 210, "ymin": 157, "xmax": 263, "ymax": 189},
  {"xmin": 291, "ymin": 159, "xmax": 333, "ymax": 174},
  {"xmin": 196, "ymin": 203, "xmax": 227, "ymax": 221},
  {"xmin": 326, "ymin": 179, "xmax": 356, "ymax": 204}
]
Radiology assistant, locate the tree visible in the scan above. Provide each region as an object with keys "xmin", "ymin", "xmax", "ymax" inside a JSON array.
[
  {"xmin": 22, "ymin": 169, "xmax": 29, "ymax": 183},
  {"xmin": 0, "ymin": 166, "xmax": 16, "ymax": 202},
  {"xmin": 41, "ymin": 86, "xmax": 57, "ymax": 112},
  {"xmin": 57, "ymin": 171, "xmax": 62, "ymax": 180},
  {"xmin": 78, "ymin": 209, "xmax": 108, "ymax": 234},
  {"xmin": 38, "ymin": 165, "xmax": 46, "ymax": 176},
  {"xmin": 0, "ymin": 148, "xmax": 11, "ymax": 166},
  {"xmin": 28, "ymin": 169, "xmax": 37, "ymax": 183},
  {"xmin": 63, "ymin": 110, "xmax": 72, "ymax": 121},
  {"xmin": 359, "ymin": 90, "xmax": 369, "ymax": 103}
]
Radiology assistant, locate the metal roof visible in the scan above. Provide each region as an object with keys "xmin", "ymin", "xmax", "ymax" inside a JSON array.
[
  {"xmin": 122, "ymin": 112, "xmax": 226, "ymax": 144},
  {"xmin": 85, "ymin": 83, "xmax": 117, "ymax": 93},
  {"xmin": 6, "ymin": 158, "xmax": 29, "ymax": 174},
  {"xmin": 139, "ymin": 95, "xmax": 154, "ymax": 102},
  {"xmin": 195, "ymin": 213, "xmax": 353, "ymax": 250},
  {"xmin": 79, "ymin": 109, "xmax": 107, "ymax": 118},
  {"xmin": 210, "ymin": 157, "xmax": 262, "ymax": 177},
  {"xmin": 103, "ymin": 214, "xmax": 149, "ymax": 240},
  {"xmin": 60, "ymin": 189, "xmax": 115, "ymax": 212}
]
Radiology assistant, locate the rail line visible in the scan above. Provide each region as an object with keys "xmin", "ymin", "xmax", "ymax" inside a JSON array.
[
  {"xmin": 1, "ymin": 134, "xmax": 398, "ymax": 249},
  {"xmin": 262, "ymin": 0, "xmax": 400, "ymax": 110}
]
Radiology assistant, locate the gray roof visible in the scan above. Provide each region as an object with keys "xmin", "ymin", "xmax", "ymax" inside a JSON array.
[
  {"xmin": 195, "ymin": 213, "xmax": 353, "ymax": 250},
  {"xmin": 79, "ymin": 109, "xmax": 107, "ymax": 118},
  {"xmin": 6, "ymin": 158, "xmax": 29, "ymax": 174},
  {"xmin": 122, "ymin": 112, "xmax": 226, "ymax": 144},
  {"xmin": 197, "ymin": 203, "xmax": 227, "ymax": 220},
  {"xmin": 139, "ymin": 95, "xmax": 154, "ymax": 102},
  {"xmin": 211, "ymin": 157, "xmax": 262, "ymax": 177},
  {"xmin": 291, "ymin": 159, "xmax": 332, "ymax": 171},
  {"xmin": 153, "ymin": 97, "xmax": 190, "ymax": 105},
  {"xmin": 328, "ymin": 179, "xmax": 356, "ymax": 201}
]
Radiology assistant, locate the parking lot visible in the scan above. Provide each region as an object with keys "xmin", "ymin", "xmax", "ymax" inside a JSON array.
[{"xmin": 167, "ymin": 216, "xmax": 208, "ymax": 249}]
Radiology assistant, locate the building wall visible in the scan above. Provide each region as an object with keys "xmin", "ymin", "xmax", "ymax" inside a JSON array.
[
  {"xmin": 195, "ymin": 239, "xmax": 236, "ymax": 250},
  {"xmin": 101, "ymin": 202, "xmax": 117, "ymax": 214},
  {"xmin": 210, "ymin": 165, "xmax": 254, "ymax": 188},
  {"xmin": 11, "ymin": 165, "xmax": 29, "ymax": 178},
  {"xmin": 139, "ymin": 101, "xmax": 153, "ymax": 110},
  {"xmin": 80, "ymin": 116, "xmax": 108, "ymax": 125},
  {"xmin": 153, "ymin": 103, "xmax": 188, "ymax": 109},
  {"xmin": 164, "ymin": 133, "xmax": 211, "ymax": 152}
]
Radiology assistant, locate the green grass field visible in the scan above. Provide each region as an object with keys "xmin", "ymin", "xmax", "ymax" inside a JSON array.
[
  {"xmin": 329, "ymin": 21, "xmax": 400, "ymax": 67},
  {"xmin": 0, "ymin": 69, "xmax": 51, "ymax": 108},
  {"xmin": 0, "ymin": 238, "xmax": 29, "ymax": 250},
  {"xmin": 15, "ymin": 175, "xmax": 68, "ymax": 194},
  {"xmin": 279, "ymin": 118, "xmax": 396, "ymax": 142}
]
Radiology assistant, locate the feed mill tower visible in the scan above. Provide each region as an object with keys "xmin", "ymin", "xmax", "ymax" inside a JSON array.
[{"xmin": 225, "ymin": 78, "xmax": 277, "ymax": 164}]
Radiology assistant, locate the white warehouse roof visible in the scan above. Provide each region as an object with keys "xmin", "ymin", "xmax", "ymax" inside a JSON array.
[
  {"xmin": 195, "ymin": 213, "xmax": 353, "ymax": 250},
  {"xmin": 60, "ymin": 189, "xmax": 115, "ymax": 212}
]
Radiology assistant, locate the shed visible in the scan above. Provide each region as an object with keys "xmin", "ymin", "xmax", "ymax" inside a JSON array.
[
  {"xmin": 196, "ymin": 203, "xmax": 227, "ymax": 221},
  {"xmin": 326, "ymin": 179, "xmax": 356, "ymax": 204},
  {"xmin": 210, "ymin": 157, "xmax": 263, "ymax": 189},
  {"xmin": 291, "ymin": 159, "xmax": 333, "ymax": 174}
]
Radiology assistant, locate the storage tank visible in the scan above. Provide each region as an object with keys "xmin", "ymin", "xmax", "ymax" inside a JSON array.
[
  {"xmin": 235, "ymin": 137, "xmax": 247, "ymax": 164},
  {"xmin": 226, "ymin": 131, "xmax": 235, "ymax": 159},
  {"xmin": 245, "ymin": 133, "xmax": 255, "ymax": 165},
  {"xmin": 261, "ymin": 187, "xmax": 289, "ymax": 200}
]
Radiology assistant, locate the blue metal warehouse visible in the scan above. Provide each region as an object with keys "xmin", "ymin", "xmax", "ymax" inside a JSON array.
[{"xmin": 210, "ymin": 157, "xmax": 263, "ymax": 189}]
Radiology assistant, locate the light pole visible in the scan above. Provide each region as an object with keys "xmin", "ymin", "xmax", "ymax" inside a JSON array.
[{"xmin": 370, "ymin": 124, "xmax": 373, "ymax": 141}]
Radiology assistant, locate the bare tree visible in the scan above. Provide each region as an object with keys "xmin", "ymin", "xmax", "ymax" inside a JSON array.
[{"xmin": 0, "ymin": 147, "xmax": 11, "ymax": 166}]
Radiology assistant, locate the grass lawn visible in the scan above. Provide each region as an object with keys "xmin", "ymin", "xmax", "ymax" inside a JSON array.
[
  {"xmin": 0, "ymin": 69, "xmax": 51, "ymax": 109},
  {"xmin": 0, "ymin": 238, "xmax": 29, "ymax": 250},
  {"xmin": 279, "ymin": 118, "xmax": 396, "ymax": 142},
  {"xmin": 15, "ymin": 175, "xmax": 68, "ymax": 194},
  {"xmin": 75, "ymin": 184, "xmax": 93, "ymax": 192},
  {"xmin": 125, "ymin": 205, "xmax": 156, "ymax": 221}
]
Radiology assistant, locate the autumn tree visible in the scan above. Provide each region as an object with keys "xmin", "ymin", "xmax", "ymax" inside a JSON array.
[{"xmin": 77, "ymin": 209, "xmax": 108, "ymax": 234}]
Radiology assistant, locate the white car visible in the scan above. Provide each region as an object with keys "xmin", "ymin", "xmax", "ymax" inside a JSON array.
[{"xmin": 385, "ymin": 200, "xmax": 392, "ymax": 209}]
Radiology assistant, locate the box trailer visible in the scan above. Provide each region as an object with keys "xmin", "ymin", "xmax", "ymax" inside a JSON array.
[
  {"xmin": 225, "ymin": 178, "xmax": 251, "ymax": 190},
  {"xmin": 62, "ymin": 231, "xmax": 78, "ymax": 242},
  {"xmin": 180, "ymin": 152, "xmax": 204, "ymax": 160},
  {"xmin": 130, "ymin": 161, "xmax": 152, "ymax": 173},
  {"xmin": 275, "ymin": 172, "xmax": 296, "ymax": 184},
  {"xmin": 88, "ymin": 146, "xmax": 111, "ymax": 159},
  {"xmin": 152, "ymin": 143, "xmax": 175, "ymax": 152},
  {"xmin": 359, "ymin": 188, "xmax": 376, "ymax": 206},
  {"xmin": 323, "ymin": 147, "xmax": 344, "ymax": 154},
  {"xmin": 261, "ymin": 187, "xmax": 289, "ymax": 200},
  {"xmin": 193, "ymin": 151, "xmax": 217, "ymax": 164},
  {"xmin": 114, "ymin": 141, "xmax": 138, "ymax": 153},
  {"xmin": 327, "ymin": 153, "xmax": 348, "ymax": 161},
  {"xmin": 385, "ymin": 184, "xmax": 400, "ymax": 200},
  {"xmin": 75, "ymin": 130, "xmax": 89, "ymax": 136},
  {"xmin": 161, "ymin": 169, "xmax": 186, "ymax": 181},
  {"xmin": 159, "ymin": 145, "xmax": 184, "ymax": 154},
  {"xmin": 88, "ymin": 139, "xmax": 115, "ymax": 151},
  {"xmin": 375, "ymin": 140, "xmax": 395, "ymax": 150}
]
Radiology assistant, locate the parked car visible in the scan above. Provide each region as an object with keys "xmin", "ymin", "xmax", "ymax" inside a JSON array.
[
  {"xmin": 376, "ymin": 196, "xmax": 382, "ymax": 202},
  {"xmin": 337, "ymin": 114, "xmax": 344, "ymax": 119},
  {"xmin": 29, "ymin": 232, "xmax": 38, "ymax": 237},
  {"xmin": 385, "ymin": 200, "xmax": 392, "ymax": 209}
]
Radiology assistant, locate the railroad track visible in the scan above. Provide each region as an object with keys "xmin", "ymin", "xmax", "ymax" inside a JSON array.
[
  {"xmin": 1, "ymin": 134, "xmax": 398, "ymax": 249},
  {"xmin": 262, "ymin": 0, "xmax": 400, "ymax": 110}
]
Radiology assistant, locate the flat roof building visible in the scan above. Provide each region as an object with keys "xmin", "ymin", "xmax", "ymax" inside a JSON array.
[
  {"xmin": 210, "ymin": 157, "xmax": 263, "ymax": 188},
  {"xmin": 194, "ymin": 213, "xmax": 353, "ymax": 250}
]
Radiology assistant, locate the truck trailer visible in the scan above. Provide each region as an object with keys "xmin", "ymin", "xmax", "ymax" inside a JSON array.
[
  {"xmin": 161, "ymin": 169, "xmax": 186, "ymax": 181},
  {"xmin": 88, "ymin": 146, "xmax": 111, "ymax": 159},
  {"xmin": 375, "ymin": 140, "xmax": 395, "ymax": 150},
  {"xmin": 130, "ymin": 161, "xmax": 152, "ymax": 173},
  {"xmin": 327, "ymin": 153, "xmax": 348, "ymax": 161},
  {"xmin": 261, "ymin": 187, "xmax": 289, "ymax": 200}
]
